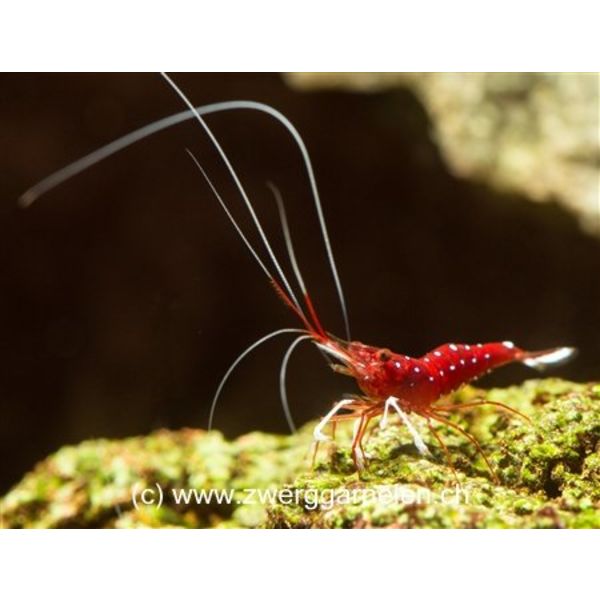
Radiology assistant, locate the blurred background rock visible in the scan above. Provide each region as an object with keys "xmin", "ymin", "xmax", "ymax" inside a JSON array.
[
  {"xmin": 287, "ymin": 73, "xmax": 599, "ymax": 234},
  {"xmin": 1, "ymin": 73, "xmax": 598, "ymax": 494}
]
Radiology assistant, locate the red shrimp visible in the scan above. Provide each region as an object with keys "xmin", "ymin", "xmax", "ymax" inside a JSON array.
[
  {"xmin": 19, "ymin": 74, "xmax": 576, "ymax": 483},
  {"xmin": 311, "ymin": 337, "xmax": 574, "ymax": 480}
]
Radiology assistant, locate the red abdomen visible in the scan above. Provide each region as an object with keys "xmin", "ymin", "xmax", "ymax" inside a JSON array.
[{"xmin": 422, "ymin": 341, "xmax": 522, "ymax": 396}]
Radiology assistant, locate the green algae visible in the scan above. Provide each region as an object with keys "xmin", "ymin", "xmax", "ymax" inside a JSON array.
[{"xmin": 1, "ymin": 379, "xmax": 599, "ymax": 528}]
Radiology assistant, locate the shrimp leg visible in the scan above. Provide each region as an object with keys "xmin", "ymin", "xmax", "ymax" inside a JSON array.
[
  {"xmin": 313, "ymin": 399, "xmax": 354, "ymax": 442},
  {"xmin": 385, "ymin": 397, "xmax": 430, "ymax": 456}
]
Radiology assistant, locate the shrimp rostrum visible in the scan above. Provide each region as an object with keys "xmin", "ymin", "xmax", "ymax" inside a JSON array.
[{"xmin": 20, "ymin": 74, "xmax": 576, "ymax": 482}]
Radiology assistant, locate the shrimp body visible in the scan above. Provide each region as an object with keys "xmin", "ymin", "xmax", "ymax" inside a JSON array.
[
  {"xmin": 314, "ymin": 336, "xmax": 574, "ymax": 477},
  {"xmin": 319, "ymin": 339, "xmax": 575, "ymax": 415}
]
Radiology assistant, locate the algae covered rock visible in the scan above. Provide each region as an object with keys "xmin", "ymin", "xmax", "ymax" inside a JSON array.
[
  {"xmin": 268, "ymin": 380, "xmax": 600, "ymax": 528},
  {"xmin": 1, "ymin": 379, "xmax": 599, "ymax": 528},
  {"xmin": 0, "ymin": 427, "xmax": 311, "ymax": 528}
]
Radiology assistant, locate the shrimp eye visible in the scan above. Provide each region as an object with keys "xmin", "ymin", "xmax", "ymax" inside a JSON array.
[{"xmin": 378, "ymin": 350, "xmax": 391, "ymax": 362}]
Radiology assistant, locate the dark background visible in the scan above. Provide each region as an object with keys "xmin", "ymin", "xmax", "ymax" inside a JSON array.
[{"xmin": 1, "ymin": 73, "xmax": 599, "ymax": 494}]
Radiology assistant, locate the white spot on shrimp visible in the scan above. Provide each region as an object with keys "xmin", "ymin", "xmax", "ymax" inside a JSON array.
[
  {"xmin": 449, "ymin": 364, "xmax": 456, "ymax": 371},
  {"xmin": 477, "ymin": 343, "xmax": 483, "ymax": 348},
  {"xmin": 413, "ymin": 367, "xmax": 421, "ymax": 374},
  {"xmin": 460, "ymin": 359, "xmax": 465, "ymax": 365},
  {"xmin": 424, "ymin": 357, "xmax": 430, "ymax": 363},
  {"xmin": 472, "ymin": 357, "xmax": 477, "ymax": 364},
  {"xmin": 465, "ymin": 344, "xmax": 471, "ymax": 350},
  {"xmin": 394, "ymin": 361, "xmax": 401, "ymax": 369},
  {"xmin": 434, "ymin": 351, "xmax": 442, "ymax": 357},
  {"xmin": 485, "ymin": 353, "xmax": 491, "ymax": 360},
  {"xmin": 439, "ymin": 370, "xmax": 444, "ymax": 377},
  {"xmin": 503, "ymin": 341, "xmax": 515, "ymax": 349},
  {"xmin": 449, "ymin": 344, "xmax": 458, "ymax": 351},
  {"xmin": 428, "ymin": 376, "xmax": 435, "ymax": 382}
]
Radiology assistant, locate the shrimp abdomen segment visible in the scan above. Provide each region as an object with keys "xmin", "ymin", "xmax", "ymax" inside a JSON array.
[
  {"xmin": 423, "ymin": 341, "xmax": 522, "ymax": 395},
  {"xmin": 423, "ymin": 341, "xmax": 575, "ymax": 396}
]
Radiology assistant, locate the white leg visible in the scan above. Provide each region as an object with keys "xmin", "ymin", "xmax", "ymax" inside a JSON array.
[
  {"xmin": 351, "ymin": 417, "xmax": 366, "ymax": 469},
  {"xmin": 386, "ymin": 397, "xmax": 430, "ymax": 456},
  {"xmin": 354, "ymin": 448, "xmax": 365, "ymax": 470},
  {"xmin": 313, "ymin": 399, "xmax": 353, "ymax": 442},
  {"xmin": 380, "ymin": 399, "xmax": 391, "ymax": 429}
]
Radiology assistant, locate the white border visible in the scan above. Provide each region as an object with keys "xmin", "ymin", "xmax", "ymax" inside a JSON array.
[
  {"xmin": 0, "ymin": 530, "xmax": 595, "ymax": 596},
  {"xmin": 1, "ymin": 1, "xmax": 598, "ymax": 70}
]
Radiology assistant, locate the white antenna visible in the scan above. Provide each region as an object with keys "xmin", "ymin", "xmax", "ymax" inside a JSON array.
[
  {"xmin": 208, "ymin": 328, "xmax": 305, "ymax": 430},
  {"xmin": 160, "ymin": 73, "xmax": 303, "ymax": 316},
  {"xmin": 20, "ymin": 95, "xmax": 351, "ymax": 340}
]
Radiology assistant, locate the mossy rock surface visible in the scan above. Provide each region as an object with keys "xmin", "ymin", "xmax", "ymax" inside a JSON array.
[{"xmin": 2, "ymin": 379, "xmax": 599, "ymax": 528}]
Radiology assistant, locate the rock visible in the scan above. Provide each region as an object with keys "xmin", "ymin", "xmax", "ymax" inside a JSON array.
[
  {"xmin": 2, "ymin": 379, "xmax": 599, "ymax": 528},
  {"xmin": 286, "ymin": 73, "xmax": 600, "ymax": 234}
]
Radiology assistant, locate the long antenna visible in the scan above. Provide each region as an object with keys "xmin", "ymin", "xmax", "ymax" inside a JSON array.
[
  {"xmin": 160, "ymin": 73, "xmax": 307, "ymax": 319},
  {"xmin": 267, "ymin": 181, "xmax": 326, "ymax": 337},
  {"xmin": 208, "ymin": 328, "xmax": 305, "ymax": 430},
  {"xmin": 279, "ymin": 334, "xmax": 312, "ymax": 433},
  {"xmin": 268, "ymin": 182, "xmax": 308, "ymax": 299},
  {"xmin": 188, "ymin": 150, "xmax": 317, "ymax": 332},
  {"xmin": 19, "ymin": 95, "xmax": 351, "ymax": 340},
  {"xmin": 186, "ymin": 150, "xmax": 311, "ymax": 331}
]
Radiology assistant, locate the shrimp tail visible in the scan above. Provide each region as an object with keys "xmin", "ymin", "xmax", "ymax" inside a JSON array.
[{"xmin": 520, "ymin": 346, "xmax": 577, "ymax": 369}]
